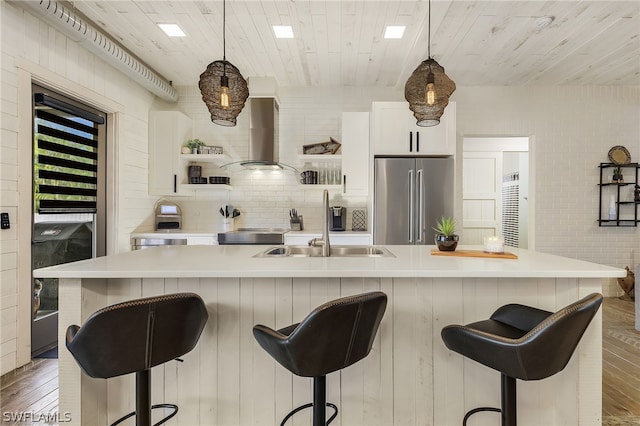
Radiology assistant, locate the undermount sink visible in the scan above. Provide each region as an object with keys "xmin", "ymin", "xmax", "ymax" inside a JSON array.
[{"xmin": 254, "ymin": 245, "xmax": 395, "ymax": 258}]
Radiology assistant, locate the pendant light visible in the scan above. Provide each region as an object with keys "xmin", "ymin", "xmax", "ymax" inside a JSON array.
[
  {"xmin": 199, "ymin": 0, "xmax": 249, "ymax": 127},
  {"xmin": 404, "ymin": 0, "xmax": 455, "ymax": 127}
]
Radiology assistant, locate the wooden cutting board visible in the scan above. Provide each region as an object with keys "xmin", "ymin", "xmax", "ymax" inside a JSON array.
[{"xmin": 430, "ymin": 249, "xmax": 518, "ymax": 259}]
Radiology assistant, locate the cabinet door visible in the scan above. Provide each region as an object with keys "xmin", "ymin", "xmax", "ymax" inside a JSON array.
[
  {"xmin": 372, "ymin": 102, "xmax": 412, "ymax": 155},
  {"xmin": 341, "ymin": 112, "xmax": 370, "ymax": 195},
  {"xmin": 149, "ymin": 111, "xmax": 192, "ymax": 196},
  {"xmin": 410, "ymin": 102, "xmax": 456, "ymax": 155},
  {"xmin": 372, "ymin": 101, "xmax": 456, "ymax": 156}
]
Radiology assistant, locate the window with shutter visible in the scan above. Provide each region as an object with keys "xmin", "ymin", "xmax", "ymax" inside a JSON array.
[{"xmin": 33, "ymin": 92, "xmax": 106, "ymax": 214}]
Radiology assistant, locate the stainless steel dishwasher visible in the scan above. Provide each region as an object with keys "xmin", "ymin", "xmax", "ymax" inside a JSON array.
[{"xmin": 130, "ymin": 236, "xmax": 187, "ymax": 250}]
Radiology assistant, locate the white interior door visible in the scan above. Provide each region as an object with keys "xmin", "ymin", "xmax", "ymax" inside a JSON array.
[{"xmin": 462, "ymin": 152, "xmax": 502, "ymax": 244}]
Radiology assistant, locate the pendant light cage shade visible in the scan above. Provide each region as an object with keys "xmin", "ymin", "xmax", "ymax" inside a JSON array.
[
  {"xmin": 199, "ymin": 60, "xmax": 249, "ymax": 127},
  {"xmin": 404, "ymin": 58, "xmax": 456, "ymax": 127}
]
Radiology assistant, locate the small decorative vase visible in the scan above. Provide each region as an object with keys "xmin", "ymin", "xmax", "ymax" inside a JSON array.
[
  {"xmin": 435, "ymin": 234, "xmax": 459, "ymax": 251},
  {"xmin": 617, "ymin": 266, "xmax": 635, "ymax": 300}
]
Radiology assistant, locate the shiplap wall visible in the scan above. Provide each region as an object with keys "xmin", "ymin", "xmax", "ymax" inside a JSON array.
[
  {"xmin": 0, "ymin": 2, "xmax": 156, "ymax": 375},
  {"xmin": 60, "ymin": 275, "xmax": 602, "ymax": 426}
]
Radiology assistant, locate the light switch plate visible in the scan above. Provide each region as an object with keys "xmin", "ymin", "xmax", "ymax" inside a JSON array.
[{"xmin": 1, "ymin": 212, "xmax": 9, "ymax": 229}]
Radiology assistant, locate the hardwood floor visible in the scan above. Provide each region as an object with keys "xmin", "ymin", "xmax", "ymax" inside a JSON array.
[
  {"xmin": 1, "ymin": 297, "xmax": 638, "ymax": 425},
  {"xmin": 0, "ymin": 358, "xmax": 58, "ymax": 425},
  {"xmin": 602, "ymin": 296, "xmax": 640, "ymax": 426}
]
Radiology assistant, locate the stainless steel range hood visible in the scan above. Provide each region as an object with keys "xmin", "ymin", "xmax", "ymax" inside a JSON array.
[
  {"xmin": 242, "ymin": 97, "xmax": 280, "ymax": 168},
  {"xmin": 221, "ymin": 77, "xmax": 295, "ymax": 171}
]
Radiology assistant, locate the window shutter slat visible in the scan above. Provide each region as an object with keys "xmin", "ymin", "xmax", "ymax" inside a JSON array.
[
  {"xmin": 39, "ymin": 200, "xmax": 97, "ymax": 214},
  {"xmin": 35, "ymin": 109, "xmax": 98, "ymax": 136},
  {"xmin": 37, "ymin": 125, "xmax": 98, "ymax": 149},
  {"xmin": 37, "ymin": 155, "xmax": 97, "ymax": 173},
  {"xmin": 37, "ymin": 139, "xmax": 98, "ymax": 161},
  {"xmin": 38, "ymin": 169, "xmax": 97, "ymax": 185}
]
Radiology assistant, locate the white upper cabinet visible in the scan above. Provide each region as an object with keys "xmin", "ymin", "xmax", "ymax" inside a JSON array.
[
  {"xmin": 341, "ymin": 112, "xmax": 370, "ymax": 196},
  {"xmin": 149, "ymin": 111, "xmax": 192, "ymax": 196},
  {"xmin": 371, "ymin": 101, "xmax": 456, "ymax": 156}
]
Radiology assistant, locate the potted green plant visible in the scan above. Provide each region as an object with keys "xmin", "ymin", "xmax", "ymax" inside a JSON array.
[
  {"xmin": 433, "ymin": 216, "xmax": 459, "ymax": 251},
  {"xmin": 186, "ymin": 138, "xmax": 205, "ymax": 154},
  {"xmin": 612, "ymin": 167, "xmax": 623, "ymax": 182}
]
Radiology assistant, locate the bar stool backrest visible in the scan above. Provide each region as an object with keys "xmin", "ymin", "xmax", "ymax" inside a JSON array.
[
  {"xmin": 66, "ymin": 293, "xmax": 208, "ymax": 379},
  {"xmin": 254, "ymin": 291, "xmax": 387, "ymax": 377},
  {"xmin": 497, "ymin": 292, "xmax": 603, "ymax": 380}
]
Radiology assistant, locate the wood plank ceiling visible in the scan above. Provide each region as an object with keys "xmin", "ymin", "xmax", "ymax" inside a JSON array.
[{"xmin": 72, "ymin": 1, "xmax": 640, "ymax": 88}]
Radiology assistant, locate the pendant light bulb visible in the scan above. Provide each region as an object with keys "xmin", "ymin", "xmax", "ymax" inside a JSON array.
[
  {"xmin": 220, "ymin": 75, "xmax": 230, "ymax": 108},
  {"xmin": 426, "ymin": 71, "xmax": 436, "ymax": 106}
]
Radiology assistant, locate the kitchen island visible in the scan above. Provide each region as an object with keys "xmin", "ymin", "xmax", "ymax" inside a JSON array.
[{"xmin": 34, "ymin": 245, "xmax": 624, "ymax": 426}]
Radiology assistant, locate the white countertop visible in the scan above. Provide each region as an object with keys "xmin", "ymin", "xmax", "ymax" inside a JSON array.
[{"xmin": 33, "ymin": 245, "xmax": 625, "ymax": 279}]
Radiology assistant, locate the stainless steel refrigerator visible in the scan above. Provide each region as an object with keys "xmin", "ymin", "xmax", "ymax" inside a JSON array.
[{"xmin": 374, "ymin": 157, "xmax": 454, "ymax": 245}]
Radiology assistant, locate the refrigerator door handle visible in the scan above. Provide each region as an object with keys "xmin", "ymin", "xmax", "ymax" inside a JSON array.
[
  {"xmin": 409, "ymin": 131, "xmax": 413, "ymax": 152},
  {"xmin": 417, "ymin": 168, "xmax": 424, "ymax": 243},
  {"xmin": 408, "ymin": 169, "xmax": 414, "ymax": 243}
]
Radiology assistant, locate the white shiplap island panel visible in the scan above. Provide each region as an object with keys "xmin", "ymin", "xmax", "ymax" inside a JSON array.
[{"xmin": 36, "ymin": 246, "xmax": 624, "ymax": 426}]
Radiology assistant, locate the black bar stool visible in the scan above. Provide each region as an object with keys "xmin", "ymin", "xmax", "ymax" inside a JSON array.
[
  {"xmin": 66, "ymin": 293, "xmax": 208, "ymax": 426},
  {"xmin": 441, "ymin": 292, "xmax": 603, "ymax": 426},
  {"xmin": 253, "ymin": 291, "xmax": 387, "ymax": 426}
]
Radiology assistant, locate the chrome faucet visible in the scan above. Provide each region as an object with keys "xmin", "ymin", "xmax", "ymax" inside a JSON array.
[{"xmin": 309, "ymin": 189, "xmax": 331, "ymax": 256}]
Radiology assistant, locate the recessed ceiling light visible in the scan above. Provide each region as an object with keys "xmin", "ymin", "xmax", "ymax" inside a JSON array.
[
  {"xmin": 384, "ymin": 26, "xmax": 405, "ymax": 39},
  {"xmin": 273, "ymin": 25, "xmax": 294, "ymax": 39},
  {"xmin": 158, "ymin": 23, "xmax": 186, "ymax": 37},
  {"xmin": 534, "ymin": 16, "xmax": 555, "ymax": 30}
]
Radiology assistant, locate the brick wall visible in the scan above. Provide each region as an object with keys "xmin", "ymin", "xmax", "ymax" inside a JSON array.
[{"xmin": 454, "ymin": 86, "xmax": 640, "ymax": 296}]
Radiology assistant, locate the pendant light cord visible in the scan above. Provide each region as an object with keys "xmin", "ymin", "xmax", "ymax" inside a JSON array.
[
  {"xmin": 223, "ymin": 0, "xmax": 227, "ymax": 74},
  {"xmin": 427, "ymin": 0, "xmax": 431, "ymax": 59}
]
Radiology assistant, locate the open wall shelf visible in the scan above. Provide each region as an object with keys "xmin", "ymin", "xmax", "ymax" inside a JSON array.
[{"xmin": 597, "ymin": 162, "xmax": 640, "ymax": 227}]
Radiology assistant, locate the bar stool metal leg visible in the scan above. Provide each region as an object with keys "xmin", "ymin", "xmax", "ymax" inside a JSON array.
[
  {"xmin": 313, "ymin": 376, "xmax": 326, "ymax": 426},
  {"xmin": 501, "ymin": 374, "xmax": 516, "ymax": 426},
  {"xmin": 137, "ymin": 370, "xmax": 151, "ymax": 426},
  {"xmin": 279, "ymin": 375, "xmax": 339, "ymax": 426}
]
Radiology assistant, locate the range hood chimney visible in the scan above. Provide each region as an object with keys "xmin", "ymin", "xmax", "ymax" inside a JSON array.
[
  {"xmin": 242, "ymin": 97, "xmax": 279, "ymax": 167},
  {"xmin": 235, "ymin": 77, "xmax": 295, "ymax": 170}
]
